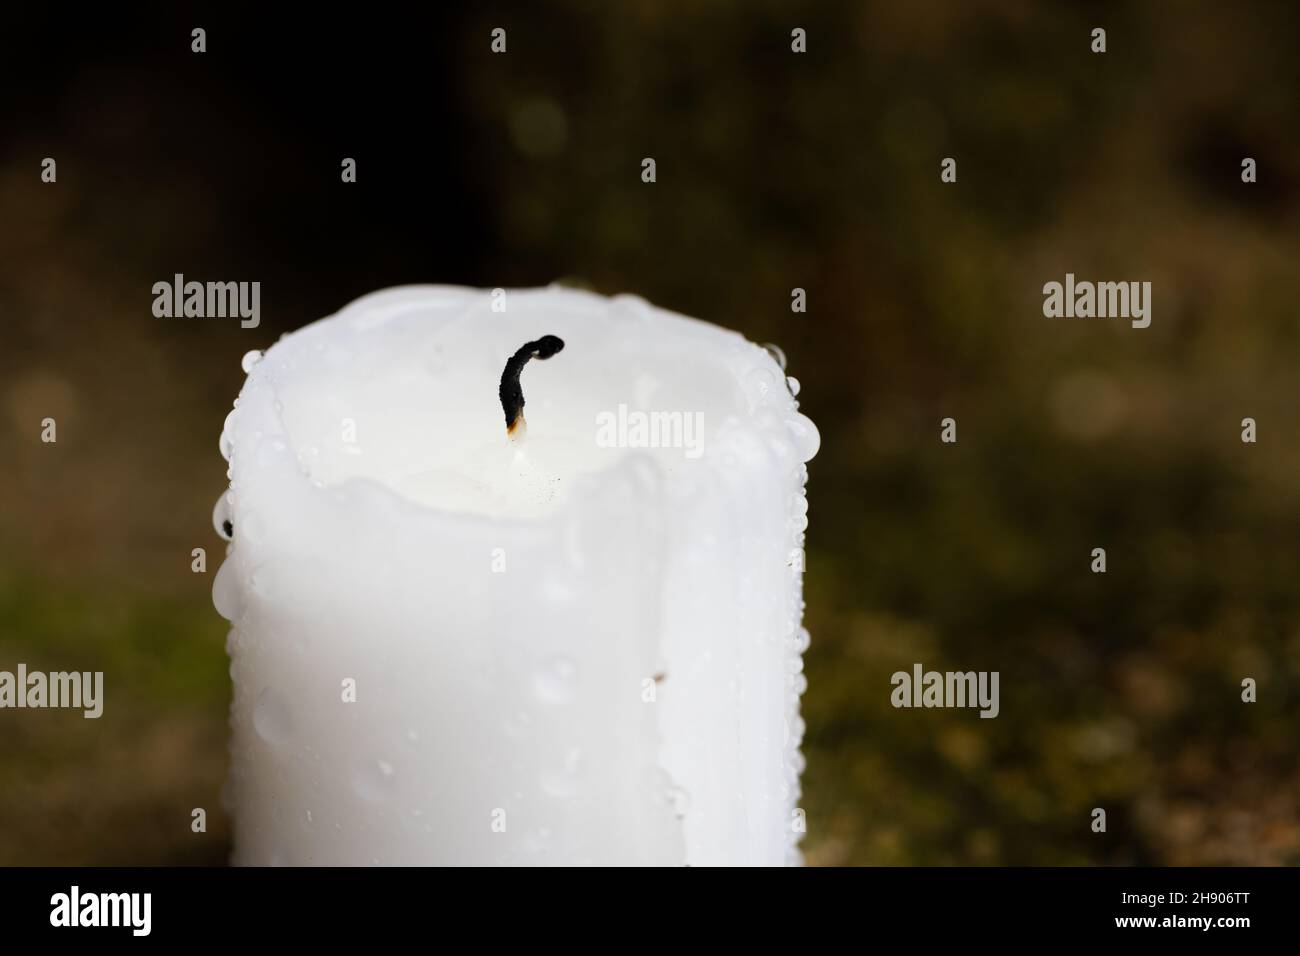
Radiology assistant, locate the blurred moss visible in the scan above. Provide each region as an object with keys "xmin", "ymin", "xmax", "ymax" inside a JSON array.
[{"xmin": 0, "ymin": 572, "xmax": 230, "ymax": 864}]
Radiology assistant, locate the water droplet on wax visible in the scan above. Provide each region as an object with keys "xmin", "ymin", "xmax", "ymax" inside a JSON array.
[
  {"xmin": 252, "ymin": 687, "xmax": 293, "ymax": 746},
  {"xmin": 612, "ymin": 293, "xmax": 650, "ymax": 317},
  {"xmin": 212, "ymin": 494, "xmax": 234, "ymax": 540},
  {"xmin": 786, "ymin": 414, "xmax": 821, "ymax": 462},
  {"xmin": 540, "ymin": 748, "xmax": 584, "ymax": 797},
  {"xmin": 352, "ymin": 758, "xmax": 398, "ymax": 802},
  {"xmin": 212, "ymin": 560, "xmax": 242, "ymax": 621},
  {"xmin": 534, "ymin": 657, "xmax": 577, "ymax": 704},
  {"xmin": 793, "ymin": 627, "xmax": 811, "ymax": 653},
  {"xmin": 666, "ymin": 784, "xmax": 691, "ymax": 819},
  {"xmin": 745, "ymin": 366, "xmax": 779, "ymax": 408},
  {"xmin": 761, "ymin": 342, "xmax": 788, "ymax": 371}
]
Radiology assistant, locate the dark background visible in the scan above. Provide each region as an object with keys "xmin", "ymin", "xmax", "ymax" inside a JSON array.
[{"xmin": 2, "ymin": 2, "xmax": 1299, "ymax": 864}]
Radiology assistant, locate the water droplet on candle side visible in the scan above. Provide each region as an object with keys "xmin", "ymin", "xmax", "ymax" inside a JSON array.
[
  {"xmin": 666, "ymin": 784, "xmax": 691, "ymax": 819},
  {"xmin": 533, "ymin": 656, "xmax": 577, "ymax": 703},
  {"xmin": 745, "ymin": 366, "xmax": 778, "ymax": 408},
  {"xmin": 212, "ymin": 494, "xmax": 234, "ymax": 539},
  {"xmin": 612, "ymin": 293, "xmax": 650, "ymax": 318},
  {"xmin": 792, "ymin": 627, "xmax": 811, "ymax": 653},
  {"xmin": 786, "ymin": 414, "xmax": 821, "ymax": 462},
  {"xmin": 761, "ymin": 342, "xmax": 788, "ymax": 371},
  {"xmin": 540, "ymin": 748, "xmax": 584, "ymax": 797},
  {"xmin": 212, "ymin": 560, "xmax": 242, "ymax": 621},
  {"xmin": 352, "ymin": 758, "xmax": 398, "ymax": 802},
  {"xmin": 252, "ymin": 687, "xmax": 293, "ymax": 746},
  {"xmin": 247, "ymin": 568, "xmax": 271, "ymax": 599}
]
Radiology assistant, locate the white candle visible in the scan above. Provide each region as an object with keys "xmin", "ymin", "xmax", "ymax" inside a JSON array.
[{"xmin": 213, "ymin": 284, "xmax": 819, "ymax": 865}]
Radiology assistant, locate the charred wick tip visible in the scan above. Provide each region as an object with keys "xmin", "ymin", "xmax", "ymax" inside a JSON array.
[{"xmin": 500, "ymin": 335, "xmax": 565, "ymax": 435}]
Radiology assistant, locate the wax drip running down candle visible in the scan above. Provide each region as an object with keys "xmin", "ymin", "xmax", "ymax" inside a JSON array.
[
  {"xmin": 499, "ymin": 334, "xmax": 565, "ymax": 439},
  {"xmin": 213, "ymin": 285, "xmax": 819, "ymax": 865}
]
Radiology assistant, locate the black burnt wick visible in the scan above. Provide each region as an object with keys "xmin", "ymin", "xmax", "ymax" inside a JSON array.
[
  {"xmin": 499, "ymin": 335, "xmax": 565, "ymax": 436},
  {"xmin": 222, "ymin": 519, "xmax": 234, "ymax": 539}
]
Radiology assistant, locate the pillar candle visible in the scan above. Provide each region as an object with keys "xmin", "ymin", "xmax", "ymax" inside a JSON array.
[{"xmin": 212, "ymin": 285, "xmax": 819, "ymax": 865}]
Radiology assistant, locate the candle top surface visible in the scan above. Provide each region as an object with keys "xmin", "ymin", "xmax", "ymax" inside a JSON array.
[{"xmin": 222, "ymin": 284, "xmax": 816, "ymax": 522}]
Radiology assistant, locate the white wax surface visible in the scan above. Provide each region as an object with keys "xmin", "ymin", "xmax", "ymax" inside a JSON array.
[{"xmin": 214, "ymin": 285, "xmax": 818, "ymax": 865}]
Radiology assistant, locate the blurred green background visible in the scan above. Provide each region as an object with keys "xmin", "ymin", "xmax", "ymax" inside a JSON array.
[{"xmin": 2, "ymin": 2, "xmax": 1299, "ymax": 864}]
